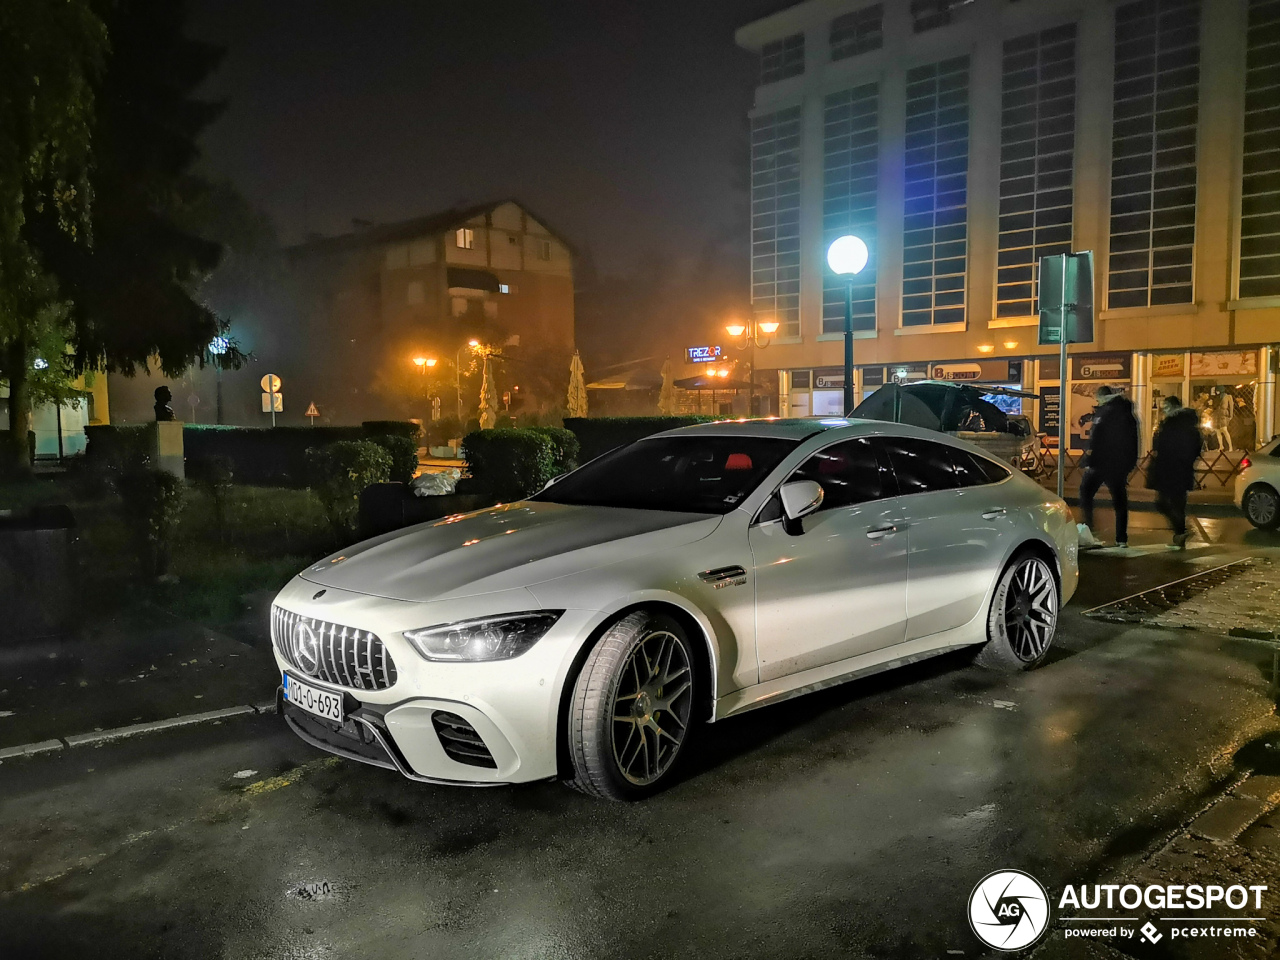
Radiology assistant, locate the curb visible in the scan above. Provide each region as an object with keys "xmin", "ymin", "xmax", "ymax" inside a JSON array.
[{"xmin": 0, "ymin": 701, "xmax": 276, "ymax": 762}]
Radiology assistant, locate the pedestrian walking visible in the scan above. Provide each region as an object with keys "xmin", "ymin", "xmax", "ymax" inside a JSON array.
[
  {"xmin": 1077, "ymin": 385, "xmax": 1139, "ymax": 548},
  {"xmin": 1146, "ymin": 395, "xmax": 1202, "ymax": 549}
]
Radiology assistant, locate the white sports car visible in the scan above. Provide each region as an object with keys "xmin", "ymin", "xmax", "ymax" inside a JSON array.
[{"xmin": 271, "ymin": 419, "xmax": 1078, "ymax": 800}]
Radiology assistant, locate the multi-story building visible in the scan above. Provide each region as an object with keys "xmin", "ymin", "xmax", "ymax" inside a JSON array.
[
  {"xmin": 736, "ymin": 0, "xmax": 1280, "ymax": 456},
  {"xmin": 106, "ymin": 199, "xmax": 575, "ymax": 426}
]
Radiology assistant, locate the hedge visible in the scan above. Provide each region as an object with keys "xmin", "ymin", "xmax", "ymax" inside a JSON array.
[
  {"xmin": 563, "ymin": 416, "xmax": 720, "ymax": 462},
  {"xmin": 459, "ymin": 428, "xmax": 557, "ymax": 503},
  {"xmin": 525, "ymin": 426, "xmax": 579, "ymax": 475},
  {"xmin": 83, "ymin": 421, "xmax": 418, "ymax": 487}
]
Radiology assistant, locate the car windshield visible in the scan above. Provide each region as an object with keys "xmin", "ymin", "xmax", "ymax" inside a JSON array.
[{"xmin": 532, "ymin": 435, "xmax": 798, "ymax": 513}]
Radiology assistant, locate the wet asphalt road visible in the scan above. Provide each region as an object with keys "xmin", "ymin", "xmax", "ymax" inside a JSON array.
[{"xmin": 2, "ymin": 516, "xmax": 1280, "ymax": 960}]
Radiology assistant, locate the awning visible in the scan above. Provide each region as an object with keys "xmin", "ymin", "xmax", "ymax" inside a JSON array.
[
  {"xmin": 673, "ymin": 376, "xmax": 754, "ymax": 391},
  {"xmin": 586, "ymin": 369, "xmax": 664, "ymax": 391}
]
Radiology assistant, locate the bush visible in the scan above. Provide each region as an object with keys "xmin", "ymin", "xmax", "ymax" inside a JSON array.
[
  {"xmin": 190, "ymin": 455, "xmax": 235, "ymax": 539},
  {"xmin": 426, "ymin": 415, "xmax": 462, "ymax": 447},
  {"xmin": 525, "ymin": 426, "xmax": 579, "ymax": 475},
  {"xmin": 307, "ymin": 440, "xmax": 393, "ymax": 534},
  {"xmin": 563, "ymin": 416, "xmax": 720, "ymax": 462},
  {"xmin": 362, "ymin": 420, "xmax": 419, "ymax": 441},
  {"xmin": 370, "ymin": 434, "xmax": 419, "ymax": 484},
  {"xmin": 116, "ymin": 468, "xmax": 186, "ymax": 576},
  {"xmin": 84, "ymin": 424, "xmax": 151, "ymax": 472},
  {"xmin": 459, "ymin": 429, "xmax": 556, "ymax": 503}
]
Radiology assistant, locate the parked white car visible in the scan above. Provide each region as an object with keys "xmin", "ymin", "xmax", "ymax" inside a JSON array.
[
  {"xmin": 1235, "ymin": 437, "xmax": 1280, "ymax": 530},
  {"xmin": 271, "ymin": 419, "xmax": 1078, "ymax": 800}
]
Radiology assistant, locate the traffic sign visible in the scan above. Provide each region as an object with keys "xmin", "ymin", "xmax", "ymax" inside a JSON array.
[
  {"xmin": 260, "ymin": 373, "xmax": 281, "ymax": 393},
  {"xmin": 1037, "ymin": 253, "xmax": 1094, "ymax": 346},
  {"xmin": 305, "ymin": 401, "xmax": 318, "ymax": 425},
  {"xmin": 261, "ymin": 393, "xmax": 283, "ymax": 413}
]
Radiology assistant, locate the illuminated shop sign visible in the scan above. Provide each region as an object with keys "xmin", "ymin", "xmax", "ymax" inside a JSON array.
[{"xmin": 686, "ymin": 345, "xmax": 723, "ymax": 363}]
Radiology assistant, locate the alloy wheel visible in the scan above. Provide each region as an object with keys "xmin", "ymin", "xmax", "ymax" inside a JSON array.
[
  {"xmin": 1247, "ymin": 488, "xmax": 1278, "ymax": 527},
  {"xmin": 1000, "ymin": 557, "xmax": 1057, "ymax": 662},
  {"xmin": 611, "ymin": 629, "xmax": 693, "ymax": 785}
]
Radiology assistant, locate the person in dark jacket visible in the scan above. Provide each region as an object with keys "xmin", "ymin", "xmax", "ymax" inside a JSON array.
[
  {"xmin": 1078, "ymin": 385, "xmax": 1140, "ymax": 548},
  {"xmin": 1147, "ymin": 395, "xmax": 1203, "ymax": 548}
]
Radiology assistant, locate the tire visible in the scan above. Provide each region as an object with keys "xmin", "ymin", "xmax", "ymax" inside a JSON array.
[
  {"xmin": 975, "ymin": 552, "xmax": 1059, "ymax": 672},
  {"xmin": 566, "ymin": 610, "xmax": 699, "ymax": 801},
  {"xmin": 1243, "ymin": 484, "xmax": 1280, "ymax": 531}
]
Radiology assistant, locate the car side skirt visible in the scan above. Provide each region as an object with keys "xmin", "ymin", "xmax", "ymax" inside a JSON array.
[{"xmin": 713, "ymin": 625, "xmax": 983, "ymax": 721}]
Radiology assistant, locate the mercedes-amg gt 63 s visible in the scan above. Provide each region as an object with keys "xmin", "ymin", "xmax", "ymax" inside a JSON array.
[{"xmin": 271, "ymin": 418, "xmax": 1077, "ymax": 800}]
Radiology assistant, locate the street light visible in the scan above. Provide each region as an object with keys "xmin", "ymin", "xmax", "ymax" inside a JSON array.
[
  {"xmin": 725, "ymin": 319, "xmax": 781, "ymax": 416},
  {"xmin": 827, "ymin": 234, "xmax": 869, "ymax": 415},
  {"xmin": 209, "ymin": 335, "xmax": 230, "ymax": 424}
]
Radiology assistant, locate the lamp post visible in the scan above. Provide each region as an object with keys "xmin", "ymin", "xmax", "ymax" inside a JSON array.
[
  {"xmin": 826, "ymin": 235, "xmax": 869, "ymax": 415},
  {"xmin": 725, "ymin": 318, "xmax": 780, "ymax": 415},
  {"xmin": 412, "ymin": 355, "xmax": 437, "ymax": 427},
  {"xmin": 209, "ymin": 335, "xmax": 230, "ymax": 424}
]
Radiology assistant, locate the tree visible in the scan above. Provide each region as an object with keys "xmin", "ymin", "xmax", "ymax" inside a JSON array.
[
  {"xmin": 13, "ymin": 0, "xmax": 245, "ymax": 468},
  {"xmin": 0, "ymin": 0, "xmax": 106, "ymax": 471}
]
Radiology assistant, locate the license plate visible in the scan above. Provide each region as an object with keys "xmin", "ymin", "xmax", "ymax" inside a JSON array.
[{"xmin": 284, "ymin": 673, "xmax": 344, "ymax": 723}]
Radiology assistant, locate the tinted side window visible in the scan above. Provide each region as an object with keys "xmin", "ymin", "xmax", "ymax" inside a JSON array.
[
  {"xmin": 967, "ymin": 451, "xmax": 1012, "ymax": 484},
  {"xmin": 881, "ymin": 437, "xmax": 960, "ymax": 494},
  {"xmin": 791, "ymin": 437, "xmax": 889, "ymax": 510},
  {"xmin": 947, "ymin": 446, "xmax": 990, "ymax": 488}
]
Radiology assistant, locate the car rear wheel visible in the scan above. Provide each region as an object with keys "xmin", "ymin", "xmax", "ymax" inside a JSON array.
[
  {"xmin": 1243, "ymin": 484, "xmax": 1280, "ymax": 530},
  {"xmin": 976, "ymin": 553, "xmax": 1058, "ymax": 671},
  {"xmin": 566, "ymin": 610, "xmax": 697, "ymax": 801}
]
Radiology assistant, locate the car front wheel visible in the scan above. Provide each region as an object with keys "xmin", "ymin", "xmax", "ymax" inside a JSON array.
[
  {"xmin": 976, "ymin": 552, "xmax": 1059, "ymax": 671},
  {"xmin": 1243, "ymin": 484, "xmax": 1280, "ymax": 530},
  {"xmin": 566, "ymin": 610, "xmax": 698, "ymax": 801}
]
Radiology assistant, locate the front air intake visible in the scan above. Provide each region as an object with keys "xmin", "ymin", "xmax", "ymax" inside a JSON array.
[{"xmin": 431, "ymin": 711, "xmax": 497, "ymax": 768}]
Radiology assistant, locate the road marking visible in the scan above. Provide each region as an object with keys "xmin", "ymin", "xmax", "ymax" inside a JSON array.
[
  {"xmin": 63, "ymin": 706, "xmax": 257, "ymax": 747},
  {"xmin": 241, "ymin": 757, "xmax": 340, "ymax": 797}
]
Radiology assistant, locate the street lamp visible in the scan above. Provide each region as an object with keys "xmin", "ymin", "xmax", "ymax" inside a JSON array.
[
  {"xmin": 725, "ymin": 319, "xmax": 781, "ymax": 416},
  {"xmin": 209, "ymin": 335, "xmax": 230, "ymax": 424},
  {"xmin": 827, "ymin": 234, "xmax": 869, "ymax": 415}
]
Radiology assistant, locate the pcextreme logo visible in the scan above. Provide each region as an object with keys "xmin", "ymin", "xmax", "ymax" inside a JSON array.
[{"xmin": 968, "ymin": 870, "xmax": 1051, "ymax": 951}]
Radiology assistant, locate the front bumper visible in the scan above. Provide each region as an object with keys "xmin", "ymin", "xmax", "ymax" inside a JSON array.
[{"xmin": 271, "ymin": 578, "xmax": 601, "ymax": 785}]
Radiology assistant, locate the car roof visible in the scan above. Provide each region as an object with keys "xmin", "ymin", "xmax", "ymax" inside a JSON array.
[
  {"xmin": 652, "ymin": 417, "xmax": 855, "ymax": 440},
  {"xmin": 654, "ymin": 416, "xmax": 970, "ymax": 443}
]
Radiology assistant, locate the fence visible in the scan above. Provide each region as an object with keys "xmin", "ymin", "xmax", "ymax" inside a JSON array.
[{"xmin": 1025, "ymin": 436, "xmax": 1246, "ymax": 490}]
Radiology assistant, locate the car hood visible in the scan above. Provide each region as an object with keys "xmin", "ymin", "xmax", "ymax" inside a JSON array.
[{"xmin": 299, "ymin": 501, "xmax": 721, "ymax": 602}]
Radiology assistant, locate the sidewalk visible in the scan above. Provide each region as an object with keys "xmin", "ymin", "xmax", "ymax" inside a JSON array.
[{"xmin": 0, "ymin": 610, "xmax": 279, "ymax": 753}]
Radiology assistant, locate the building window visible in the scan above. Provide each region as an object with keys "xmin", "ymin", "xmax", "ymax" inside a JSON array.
[
  {"xmin": 830, "ymin": 5, "xmax": 883, "ymax": 61},
  {"xmin": 996, "ymin": 23, "xmax": 1077, "ymax": 319},
  {"xmin": 1106, "ymin": 0, "xmax": 1201, "ymax": 309},
  {"xmin": 751, "ymin": 106, "xmax": 803, "ymax": 339},
  {"xmin": 406, "ymin": 280, "xmax": 424, "ymax": 305},
  {"xmin": 911, "ymin": 0, "xmax": 976, "ymax": 34},
  {"xmin": 823, "ymin": 82, "xmax": 879, "ymax": 334},
  {"xmin": 1240, "ymin": 0, "xmax": 1280, "ymax": 299},
  {"xmin": 535, "ymin": 238, "xmax": 552, "ymax": 260},
  {"xmin": 760, "ymin": 32, "xmax": 804, "ymax": 85},
  {"xmin": 901, "ymin": 56, "xmax": 970, "ymax": 327},
  {"xmin": 455, "ymin": 228, "xmax": 474, "ymax": 249},
  {"xmin": 498, "ymin": 283, "xmax": 511, "ymax": 294}
]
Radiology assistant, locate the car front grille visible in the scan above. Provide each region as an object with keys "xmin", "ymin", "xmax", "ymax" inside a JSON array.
[
  {"xmin": 431, "ymin": 711, "xmax": 497, "ymax": 768},
  {"xmin": 272, "ymin": 605, "xmax": 398, "ymax": 691}
]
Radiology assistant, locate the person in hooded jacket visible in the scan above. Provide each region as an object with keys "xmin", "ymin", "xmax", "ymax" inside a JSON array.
[
  {"xmin": 1147, "ymin": 395, "xmax": 1203, "ymax": 548},
  {"xmin": 1078, "ymin": 385, "xmax": 1139, "ymax": 548}
]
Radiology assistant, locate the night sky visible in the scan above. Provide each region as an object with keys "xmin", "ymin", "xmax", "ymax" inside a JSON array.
[{"xmin": 187, "ymin": 0, "xmax": 783, "ymax": 276}]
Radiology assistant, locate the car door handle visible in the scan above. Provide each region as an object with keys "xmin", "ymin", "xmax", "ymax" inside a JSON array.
[
  {"xmin": 981, "ymin": 508, "xmax": 1007, "ymax": 520},
  {"xmin": 866, "ymin": 524, "xmax": 898, "ymax": 539}
]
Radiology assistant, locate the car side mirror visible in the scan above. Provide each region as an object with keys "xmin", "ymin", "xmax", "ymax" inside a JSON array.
[{"xmin": 779, "ymin": 480, "xmax": 823, "ymax": 534}]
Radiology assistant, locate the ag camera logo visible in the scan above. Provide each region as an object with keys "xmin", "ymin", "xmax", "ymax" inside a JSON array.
[{"xmin": 969, "ymin": 870, "xmax": 1051, "ymax": 951}]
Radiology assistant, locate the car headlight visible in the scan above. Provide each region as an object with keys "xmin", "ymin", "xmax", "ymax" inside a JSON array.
[{"xmin": 402, "ymin": 611, "xmax": 564, "ymax": 662}]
